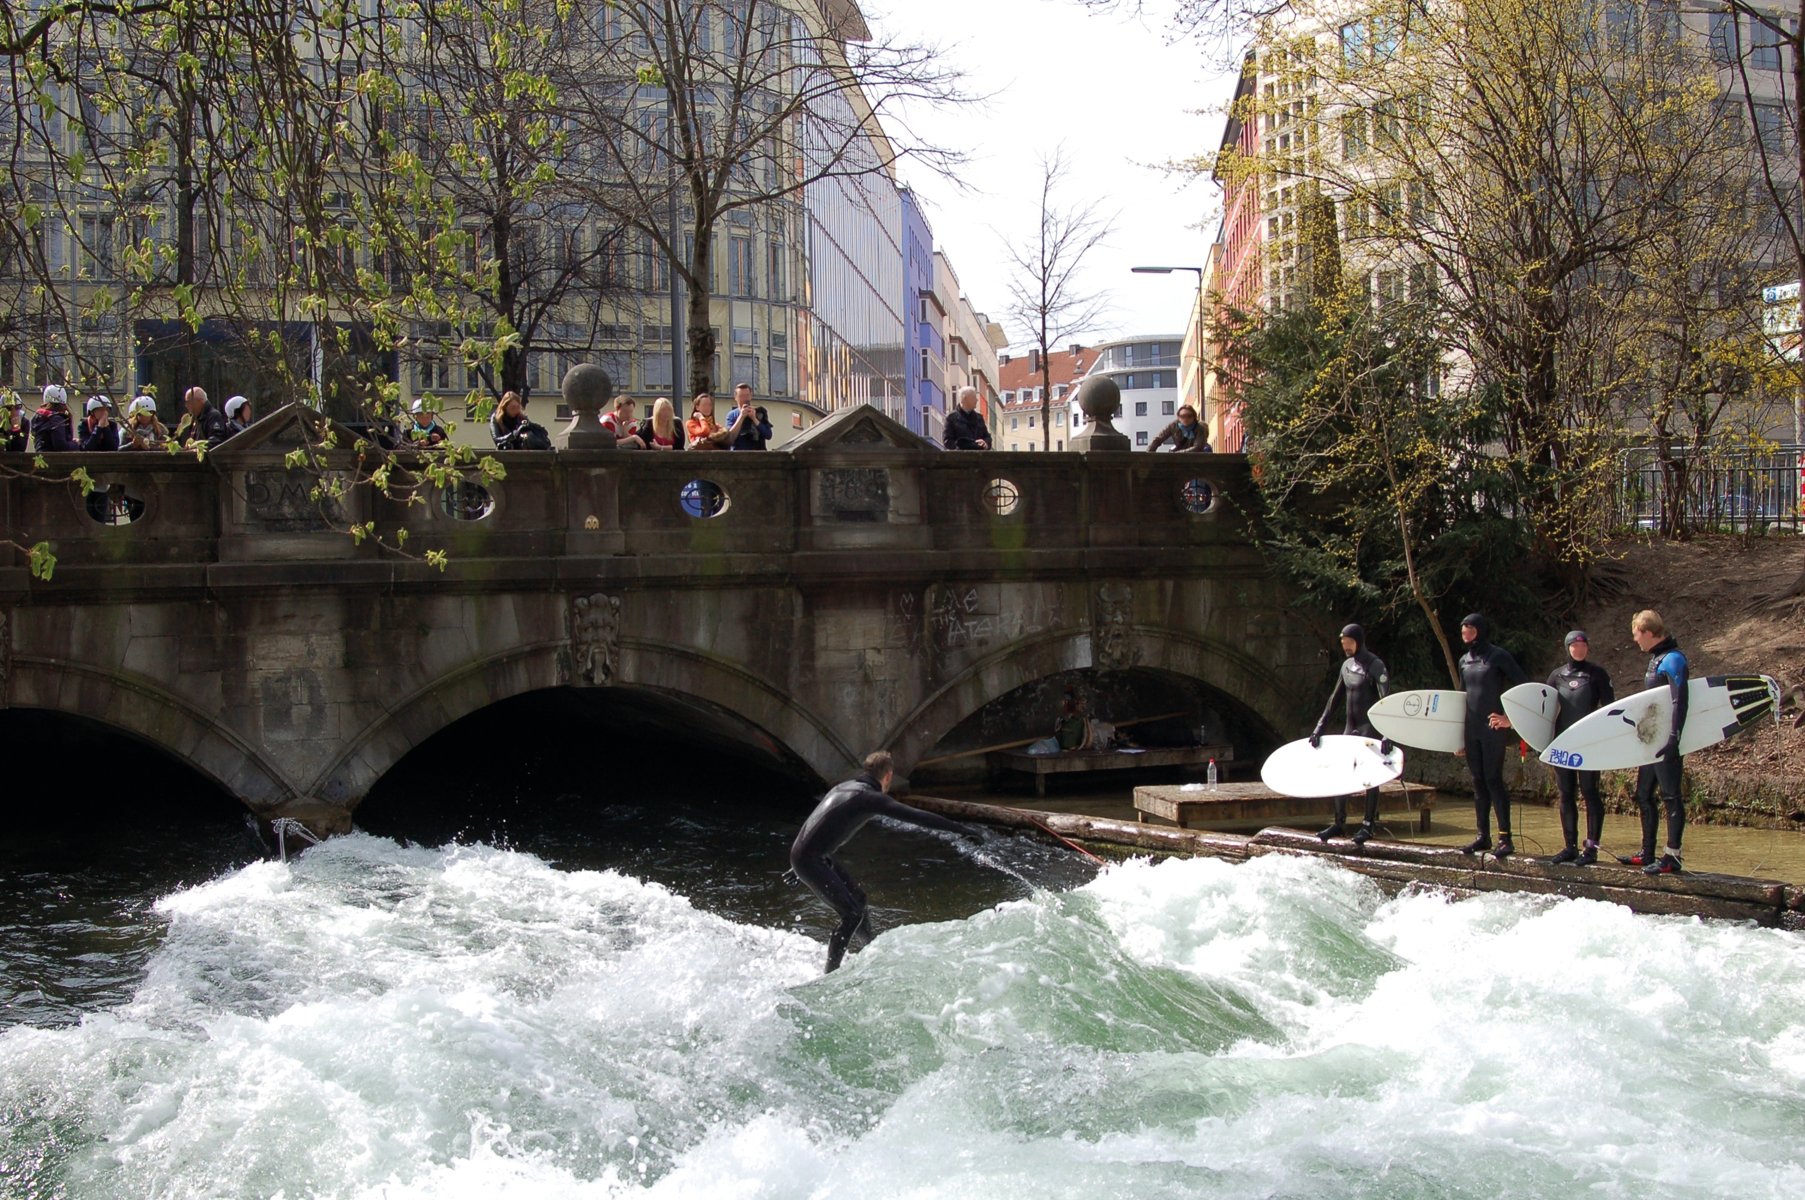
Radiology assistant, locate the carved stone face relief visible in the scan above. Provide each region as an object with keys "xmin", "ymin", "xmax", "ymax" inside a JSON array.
[
  {"xmin": 570, "ymin": 593, "xmax": 623, "ymax": 685},
  {"xmin": 1094, "ymin": 583, "xmax": 1139, "ymax": 671}
]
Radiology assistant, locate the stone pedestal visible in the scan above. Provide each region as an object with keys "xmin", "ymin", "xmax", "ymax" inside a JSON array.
[
  {"xmin": 562, "ymin": 363, "xmax": 616, "ymax": 449},
  {"xmin": 1070, "ymin": 376, "xmax": 1130, "ymax": 452}
]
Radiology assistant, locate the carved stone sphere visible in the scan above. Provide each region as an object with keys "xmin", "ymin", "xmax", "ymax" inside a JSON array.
[
  {"xmin": 1077, "ymin": 376, "xmax": 1121, "ymax": 425},
  {"xmin": 562, "ymin": 363, "xmax": 613, "ymax": 411}
]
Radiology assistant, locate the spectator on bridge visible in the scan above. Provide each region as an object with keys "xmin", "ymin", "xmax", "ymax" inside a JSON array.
[
  {"xmin": 177, "ymin": 386, "xmax": 230, "ymax": 450},
  {"xmin": 32, "ymin": 385, "xmax": 81, "ymax": 452},
  {"xmin": 401, "ymin": 399, "xmax": 448, "ymax": 446},
  {"xmin": 223, "ymin": 395, "xmax": 253, "ymax": 437},
  {"xmin": 943, "ymin": 386, "xmax": 992, "ymax": 450},
  {"xmin": 81, "ymin": 396, "xmax": 120, "ymax": 451},
  {"xmin": 685, "ymin": 391, "xmax": 733, "ymax": 450},
  {"xmin": 491, "ymin": 390, "xmax": 551, "ymax": 450},
  {"xmin": 725, "ymin": 383, "xmax": 770, "ymax": 450},
  {"xmin": 1148, "ymin": 405, "xmax": 1211, "ymax": 453},
  {"xmin": 4, "ymin": 396, "xmax": 28, "ymax": 452},
  {"xmin": 120, "ymin": 396, "xmax": 169, "ymax": 451},
  {"xmin": 642, "ymin": 396, "xmax": 684, "ymax": 450},
  {"xmin": 601, "ymin": 395, "xmax": 646, "ymax": 449}
]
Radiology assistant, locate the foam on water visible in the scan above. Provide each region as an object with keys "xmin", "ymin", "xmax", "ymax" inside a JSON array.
[{"xmin": 2, "ymin": 835, "xmax": 1802, "ymax": 1199}]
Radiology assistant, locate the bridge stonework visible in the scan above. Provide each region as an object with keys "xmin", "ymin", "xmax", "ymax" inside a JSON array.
[{"xmin": 1, "ymin": 404, "xmax": 1326, "ymax": 835}]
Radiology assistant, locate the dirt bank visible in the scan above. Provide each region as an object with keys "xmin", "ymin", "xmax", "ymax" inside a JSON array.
[{"xmin": 1571, "ymin": 536, "xmax": 1805, "ymax": 827}]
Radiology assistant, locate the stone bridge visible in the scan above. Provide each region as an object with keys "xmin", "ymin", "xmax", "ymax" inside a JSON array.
[{"xmin": 0, "ymin": 403, "xmax": 1328, "ymax": 835}]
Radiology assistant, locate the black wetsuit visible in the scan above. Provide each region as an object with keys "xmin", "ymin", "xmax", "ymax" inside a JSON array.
[
  {"xmin": 789, "ymin": 773, "xmax": 974, "ymax": 972},
  {"xmin": 1458, "ymin": 615, "xmax": 1526, "ymax": 842},
  {"xmin": 1634, "ymin": 637, "xmax": 1689, "ymax": 860},
  {"xmin": 1313, "ymin": 628, "xmax": 1389, "ymax": 830},
  {"xmin": 1547, "ymin": 657, "xmax": 1614, "ymax": 849}
]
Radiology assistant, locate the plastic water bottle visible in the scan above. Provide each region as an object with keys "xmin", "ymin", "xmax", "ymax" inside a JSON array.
[{"xmin": 1207, "ymin": 758, "xmax": 1219, "ymax": 790}]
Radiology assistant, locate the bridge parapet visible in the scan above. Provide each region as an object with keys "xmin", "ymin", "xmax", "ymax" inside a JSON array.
[{"xmin": 1, "ymin": 404, "xmax": 1323, "ymax": 836}]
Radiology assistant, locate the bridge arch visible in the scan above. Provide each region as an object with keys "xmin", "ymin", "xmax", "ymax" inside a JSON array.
[
  {"xmin": 6, "ymin": 656, "xmax": 298, "ymax": 812},
  {"xmin": 886, "ymin": 625, "xmax": 1300, "ymax": 777},
  {"xmin": 309, "ymin": 636, "xmax": 854, "ymax": 813}
]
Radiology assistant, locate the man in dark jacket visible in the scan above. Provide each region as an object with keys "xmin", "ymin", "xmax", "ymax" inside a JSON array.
[
  {"xmin": 1626, "ymin": 610, "xmax": 1688, "ymax": 875},
  {"xmin": 789, "ymin": 750, "xmax": 980, "ymax": 973},
  {"xmin": 943, "ymin": 386, "xmax": 992, "ymax": 450},
  {"xmin": 31, "ymin": 385, "xmax": 81, "ymax": 452},
  {"xmin": 1545, "ymin": 630, "xmax": 1613, "ymax": 866},
  {"xmin": 1311, "ymin": 622, "xmax": 1391, "ymax": 844},
  {"xmin": 1458, "ymin": 612, "xmax": 1526, "ymax": 858},
  {"xmin": 178, "ymin": 385, "xmax": 230, "ymax": 449}
]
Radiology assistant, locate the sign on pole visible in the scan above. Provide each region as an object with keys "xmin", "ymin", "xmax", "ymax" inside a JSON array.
[{"xmin": 1762, "ymin": 281, "xmax": 1801, "ymax": 362}]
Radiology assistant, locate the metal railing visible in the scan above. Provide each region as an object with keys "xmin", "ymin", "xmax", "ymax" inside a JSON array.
[{"xmin": 1616, "ymin": 444, "xmax": 1804, "ymax": 534}]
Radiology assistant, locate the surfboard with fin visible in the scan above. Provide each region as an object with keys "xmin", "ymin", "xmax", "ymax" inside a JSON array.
[
  {"xmin": 1540, "ymin": 674, "xmax": 1780, "ymax": 772},
  {"xmin": 1260, "ymin": 734, "xmax": 1404, "ymax": 798}
]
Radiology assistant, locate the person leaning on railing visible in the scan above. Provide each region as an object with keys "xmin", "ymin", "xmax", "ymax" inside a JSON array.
[
  {"xmin": 684, "ymin": 391, "xmax": 733, "ymax": 450},
  {"xmin": 120, "ymin": 396, "xmax": 170, "ymax": 451},
  {"xmin": 1148, "ymin": 404, "xmax": 1211, "ymax": 453}
]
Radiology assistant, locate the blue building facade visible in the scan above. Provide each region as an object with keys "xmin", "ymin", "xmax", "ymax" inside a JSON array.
[{"xmin": 899, "ymin": 188, "xmax": 944, "ymax": 440}]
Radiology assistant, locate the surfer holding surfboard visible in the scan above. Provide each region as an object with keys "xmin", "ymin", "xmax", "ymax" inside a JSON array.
[
  {"xmin": 1543, "ymin": 631, "xmax": 1615, "ymax": 866},
  {"xmin": 1457, "ymin": 614, "xmax": 1527, "ymax": 858},
  {"xmin": 1627, "ymin": 611, "xmax": 1688, "ymax": 875},
  {"xmin": 1310, "ymin": 623, "xmax": 1392, "ymax": 845}
]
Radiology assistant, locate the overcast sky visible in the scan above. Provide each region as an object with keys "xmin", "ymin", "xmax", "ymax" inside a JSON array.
[{"xmin": 865, "ymin": 0, "xmax": 1242, "ymax": 354}]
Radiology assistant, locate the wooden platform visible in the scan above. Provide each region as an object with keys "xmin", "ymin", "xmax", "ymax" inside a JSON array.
[
  {"xmin": 989, "ymin": 744, "xmax": 1234, "ymax": 797},
  {"xmin": 907, "ymin": 794, "xmax": 1804, "ymax": 928},
  {"xmin": 1134, "ymin": 779, "xmax": 1434, "ymax": 832}
]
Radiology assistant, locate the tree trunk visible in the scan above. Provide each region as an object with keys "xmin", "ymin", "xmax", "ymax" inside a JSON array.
[{"xmin": 686, "ymin": 226, "xmax": 715, "ymax": 401}]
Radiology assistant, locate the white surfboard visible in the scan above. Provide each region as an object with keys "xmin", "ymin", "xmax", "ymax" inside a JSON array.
[
  {"xmin": 1260, "ymin": 734, "xmax": 1404, "ymax": 799},
  {"xmin": 1367, "ymin": 689, "xmax": 1467, "ymax": 753},
  {"xmin": 1500, "ymin": 683, "xmax": 1561, "ymax": 752},
  {"xmin": 1540, "ymin": 674, "xmax": 1780, "ymax": 772}
]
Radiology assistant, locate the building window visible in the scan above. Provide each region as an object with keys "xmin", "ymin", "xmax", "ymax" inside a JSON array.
[
  {"xmin": 1010, "ymin": 416, "xmax": 1018, "ymax": 430},
  {"xmin": 1709, "ymin": 11, "xmax": 1738, "ymax": 65},
  {"xmin": 1339, "ymin": 22, "xmax": 1366, "ymax": 66},
  {"xmin": 1135, "ymin": 430, "xmax": 1149, "ymax": 446},
  {"xmin": 1135, "ymin": 400, "xmax": 1148, "ymax": 417},
  {"xmin": 1002, "ymin": 390, "xmax": 1014, "ymax": 404},
  {"xmin": 1753, "ymin": 17, "xmax": 1784, "ymax": 71},
  {"xmin": 1341, "ymin": 109, "xmax": 1366, "ymax": 160},
  {"xmin": 1162, "ymin": 400, "xmax": 1175, "ymax": 416}
]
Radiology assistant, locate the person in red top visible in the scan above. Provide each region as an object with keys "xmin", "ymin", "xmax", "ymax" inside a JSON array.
[
  {"xmin": 600, "ymin": 395, "xmax": 646, "ymax": 449},
  {"xmin": 684, "ymin": 391, "xmax": 732, "ymax": 450}
]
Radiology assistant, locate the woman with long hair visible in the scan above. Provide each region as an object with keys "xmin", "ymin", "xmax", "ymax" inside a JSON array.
[
  {"xmin": 644, "ymin": 396, "xmax": 684, "ymax": 450},
  {"xmin": 684, "ymin": 391, "xmax": 732, "ymax": 450}
]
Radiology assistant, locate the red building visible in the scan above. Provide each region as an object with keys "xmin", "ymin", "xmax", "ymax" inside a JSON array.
[
  {"xmin": 1207, "ymin": 56, "xmax": 1262, "ymax": 453},
  {"xmin": 995, "ymin": 344, "xmax": 1100, "ymax": 451}
]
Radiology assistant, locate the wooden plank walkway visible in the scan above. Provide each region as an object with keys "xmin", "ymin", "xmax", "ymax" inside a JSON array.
[
  {"xmin": 1133, "ymin": 779, "xmax": 1434, "ymax": 832},
  {"xmin": 989, "ymin": 744, "xmax": 1234, "ymax": 797},
  {"xmin": 908, "ymin": 794, "xmax": 1803, "ymax": 928}
]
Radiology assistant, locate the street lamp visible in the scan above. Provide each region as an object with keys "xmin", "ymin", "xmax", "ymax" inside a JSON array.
[{"xmin": 1131, "ymin": 265, "xmax": 1206, "ymax": 423}]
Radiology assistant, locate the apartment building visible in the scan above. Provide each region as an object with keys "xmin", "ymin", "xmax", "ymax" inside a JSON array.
[{"xmin": 996, "ymin": 344, "xmax": 1098, "ymax": 451}]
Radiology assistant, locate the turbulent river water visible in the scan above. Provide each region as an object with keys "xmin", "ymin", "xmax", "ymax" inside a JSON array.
[{"xmin": 3, "ymin": 789, "xmax": 1804, "ymax": 1199}]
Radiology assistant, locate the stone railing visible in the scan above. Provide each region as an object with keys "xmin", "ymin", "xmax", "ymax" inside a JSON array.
[{"xmin": 1, "ymin": 403, "xmax": 1256, "ymax": 588}]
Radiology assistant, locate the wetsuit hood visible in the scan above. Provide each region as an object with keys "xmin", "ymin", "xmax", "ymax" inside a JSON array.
[
  {"xmin": 1461, "ymin": 612, "xmax": 1489, "ymax": 645},
  {"xmin": 1339, "ymin": 623, "xmax": 1365, "ymax": 649}
]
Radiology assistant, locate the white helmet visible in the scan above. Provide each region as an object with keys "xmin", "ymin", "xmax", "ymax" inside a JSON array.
[
  {"xmin": 127, "ymin": 396, "xmax": 157, "ymax": 417},
  {"xmin": 42, "ymin": 384, "xmax": 68, "ymax": 407}
]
